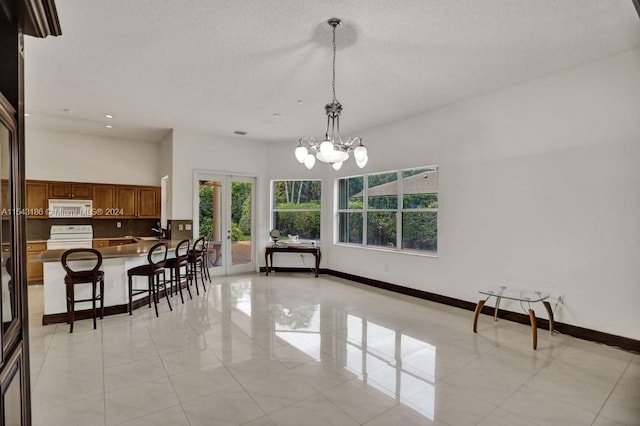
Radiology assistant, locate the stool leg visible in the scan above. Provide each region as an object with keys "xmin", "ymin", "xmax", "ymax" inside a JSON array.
[
  {"xmin": 163, "ymin": 271, "xmax": 173, "ymax": 312},
  {"xmin": 92, "ymin": 281, "xmax": 97, "ymax": 330},
  {"xmin": 69, "ymin": 285, "xmax": 75, "ymax": 333},
  {"xmin": 151, "ymin": 275, "xmax": 159, "ymax": 317},
  {"xmin": 185, "ymin": 265, "xmax": 193, "ymax": 300},
  {"xmin": 176, "ymin": 265, "xmax": 184, "ymax": 304},
  {"xmin": 100, "ymin": 278, "xmax": 105, "ymax": 319},
  {"xmin": 192, "ymin": 263, "xmax": 200, "ymax": 296},
  {"xmin": 199, "ymin": 259, "xmax": 206, "ymax": 291},
  {"xmin": 128, "ymin": 275, "xmax": 133, "ymax": 315}
]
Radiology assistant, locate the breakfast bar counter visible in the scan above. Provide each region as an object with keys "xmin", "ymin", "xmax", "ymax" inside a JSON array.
[{"xmin": 31, "ymin": 240, "xmax": 182, "ymax": 324}]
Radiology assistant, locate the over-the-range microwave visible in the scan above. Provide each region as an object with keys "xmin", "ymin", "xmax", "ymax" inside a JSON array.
[{"xmin": 48, "ymin": 199, "xmax": 93, "ymax": 218}]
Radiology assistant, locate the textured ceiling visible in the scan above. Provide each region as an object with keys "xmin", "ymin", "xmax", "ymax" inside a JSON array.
[{"xmin": 24, "ymin": 0, "xmax": 640, "ymax": 143}]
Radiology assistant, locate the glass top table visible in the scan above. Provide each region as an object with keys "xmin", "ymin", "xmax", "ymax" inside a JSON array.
[{"xmin": 473, "ymin": 286, "xmax": 555, "ymax": 350}]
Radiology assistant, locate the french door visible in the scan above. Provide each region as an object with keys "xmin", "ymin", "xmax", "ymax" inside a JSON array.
[{"xmin": 195, "ymin": 173, "xmax": 256, "ymax": 275}]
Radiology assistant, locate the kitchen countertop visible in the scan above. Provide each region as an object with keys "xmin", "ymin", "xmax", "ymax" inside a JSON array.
[{"xmin": 31, "ymin": 239, "xmax": 180, "ymax": 263}]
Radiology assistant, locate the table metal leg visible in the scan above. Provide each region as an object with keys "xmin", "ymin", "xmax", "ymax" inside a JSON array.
[
  {"xmin": 528, "ymin": 309, "xmax": 537, "ymax": 350},
  {"xmin": 473, "ymin": 299, "xmax": 485, "ymax": 333},
  {"xmin": 494, "ymin": 296, "xmax": 502, "ymax": 321},
  {"xmin": 542, "ymin": 300, "xmax": 554, "ymax": 335}
]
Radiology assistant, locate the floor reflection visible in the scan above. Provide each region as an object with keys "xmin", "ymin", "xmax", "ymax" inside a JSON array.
[{"xmin": 220, "ymin": 279, "xmax": 436, "ymax": 420}]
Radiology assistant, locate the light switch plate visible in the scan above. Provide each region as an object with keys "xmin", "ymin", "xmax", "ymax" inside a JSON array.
[
  {"xmin": 185, "ymin": 224, "xmax": 192, "ymax": 231},
  {"xmin": 178, "ymin": 224, "xmax": 184, "ymax": 231},
  {"xmin": 116, "ymin": 222, "xmax": 121, "ymax": 228}
]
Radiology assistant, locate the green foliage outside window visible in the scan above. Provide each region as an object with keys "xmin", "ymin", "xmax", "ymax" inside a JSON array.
[{"xmin": 272, "ymin": 180, "xmax": 321, "ymax": 240}]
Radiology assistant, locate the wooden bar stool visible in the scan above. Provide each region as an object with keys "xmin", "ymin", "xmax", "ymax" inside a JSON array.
[
  {"xmin": 165, "ymin": 239, "xmax": 192, "ymax": 303},
  {"xmin": 188, "ymin": 237, "xmax": 207, "ymax": 295},
  {"xmin": 127, "ymin": 242, "xmax": 171, "ymax": 317},
  {"xmin": 61, "ymin": 249, "xmax": 105, "ymax": 333}
]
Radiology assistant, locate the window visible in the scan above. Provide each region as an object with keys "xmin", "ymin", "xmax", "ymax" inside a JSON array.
[
  {"xmin": 271, "ymin": 180, "xmax": 321, "ymax": 240},
  {"xmin": 337, "ymin": 166, "xmax": 438, "ymax": 254}
]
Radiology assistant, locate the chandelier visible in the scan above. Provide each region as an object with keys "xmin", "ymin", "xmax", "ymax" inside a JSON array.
[{"xmin": 295, "ymin": 18, "xmax": 368, "ymax": 171}]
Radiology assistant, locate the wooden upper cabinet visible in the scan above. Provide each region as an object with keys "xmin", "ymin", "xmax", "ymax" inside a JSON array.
[
  {"xmin": 92, "ymin": 185, "xmax": 115, "ymax": 218},
  {"xmin": 48, "ymin": 182, "xmax": 92, "ymax": 199},
  {"xmin": 137, "ymin": 186, "xmax": 160, "ymax": 218},
  {"xmin": 116, "ymin": 186, "xmax": 137, "ymax": 217},
  {"xmin": 26, "ymin": 181, "xmax": 48, "ymax": 218},
  {"xmin": 25, "ymin": 180, "xmax": 160, "ymax": 219}
]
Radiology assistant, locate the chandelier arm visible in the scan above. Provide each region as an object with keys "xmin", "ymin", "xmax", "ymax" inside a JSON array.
[{"xmin": 325, "ymin": 114, "xmax": 331, "ymax": 141}]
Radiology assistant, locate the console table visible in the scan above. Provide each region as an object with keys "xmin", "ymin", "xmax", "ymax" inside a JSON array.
[
  {"xmin": 473, "ymin": 286, "xmax": 555, "ymax": 350},
  {"xmin": 265, "ymin": 246, "xmax": 321, "ymax": 277}
]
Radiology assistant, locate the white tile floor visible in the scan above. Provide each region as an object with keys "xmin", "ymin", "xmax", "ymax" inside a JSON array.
[{"xmin": 27, "ymin": 274, "xmax": 640, "ymax": 425}]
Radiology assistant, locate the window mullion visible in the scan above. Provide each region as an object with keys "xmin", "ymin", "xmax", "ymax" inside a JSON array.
[{"xmin": 397, "ymin": 171, "xmax": 402, "ymax": 250}]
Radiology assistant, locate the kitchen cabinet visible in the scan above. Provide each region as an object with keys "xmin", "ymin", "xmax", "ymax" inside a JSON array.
[
  {"xmin": 26, "ymin": 242, "xmax": 47, "ymax": 283},
  {"xmin": 26, "ymin": 181, "xmax": 48, "ymax": 218},
  {"xmin": 92, "ymin": 185, "xmax": 116, "ymax": 218},
  {"xmin": 115, "ymin": 185, "xmax": 159, "ymax": 218},
  {"xmin": 92, "ymin": 239, "xmax": 109, "ymax": 249},
  {"xmin": 137, "ymin": 186, "xmax": 160, "ymax": 218},
  {"xmin": 25, "ymin": 180, "xmax": 160, "ymax": 219},
  {"xmin": 115, "ymin": 186, "xmax": 137, "ymax": 217},
  {"xmin": 48, "ymin": 182, "xmax": 92, "ymax": 199}
]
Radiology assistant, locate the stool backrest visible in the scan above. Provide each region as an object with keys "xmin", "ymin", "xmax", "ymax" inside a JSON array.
[
  {"xmin": 148, "ymin": 242, "xmax": 168, "ymax": 268},
  {"xmin": 175, "ymin": 239, "xmax": 190, "ymax": 261},
  {"xmin": 191, "ymin": 237, "xmax": 205, "ymax": 254},
  {"xmin": 62, "ymin": 249, "xmax": 103, "ymax": 275}
]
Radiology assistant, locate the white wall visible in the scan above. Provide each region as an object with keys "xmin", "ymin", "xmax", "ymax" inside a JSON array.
[
  {"xmin": 26, "ymin": 128, "xmax": 161, "ymax": 185},
  {"xmin": 170, "ymin": 129, "xmax": 268, "ymax": 242},
  {"xmin": 159, "ymin": 130, "xmax": 174, "ymax": 219},
  {"xmin": 267, "ymin": 48, "xmax": 640, "ymax": 340}
]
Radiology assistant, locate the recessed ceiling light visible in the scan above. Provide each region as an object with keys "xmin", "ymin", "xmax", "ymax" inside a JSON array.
[
  {"xmin": 273, "ymin": 113, "xmax": 281, "ymax": 118},
  {"xmin": 63, "ymin": 108, "xmax": 73, "ymax": 114},
  {"xmin": 234, "ymin": 130, "xmax": 247, "ymax": 135},
  {"xmin": 105, "ymin": 114, "xmax": 113, "ymax": 119},
  {"xmin": 105, "ymin": 125, "xmax": 113, "ymax": 129},
  {"xmin": 297, "ymin": 100, "xmax": 303, "ymax": 104},
  {"xmin": 24, "ymin": 113, "xmax": 30, "ymax": 117}
]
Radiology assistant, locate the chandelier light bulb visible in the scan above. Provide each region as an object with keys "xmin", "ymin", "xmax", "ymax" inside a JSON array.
[
  {"xmin": 320, "ymin": 140, "xmax": 334, "ymax": 156},
  {"xmin": 356, "ymin": 155, "xmax": 368, "ymax": 168},
  {"xmin": 304, "ymin": 153, "xmax": 316, "ymax": 169},
  {"xmin": 332, "ymin": 161, "xmax": 343, "ymax": 171},
  {"xmin": 354, "ymin": 145, "xmax": 367, "ymax": 162},
  {"xmin": 295, "ymin": 145, "xmax": 308, "ymax": 163}
]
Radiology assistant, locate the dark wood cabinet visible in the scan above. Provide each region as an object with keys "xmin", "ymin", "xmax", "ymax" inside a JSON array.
[
  {"xmin": 25, "ymin": 182, "xmax": 47, "ymax": 218},
  {"xmin": 48, "ymin": 182, "xmax": 92, "ymax": 199},
  {"xmin": 25, "ymin": 181, "xmax": 160, "ymax": 219},
  {"xmin": 26, "ymin": 242, "xmax": 46, "ymax": 283},
  {"xmin": 115, "ymin": 185, "xmax": 159, "ymax": 218},
  {"xmin": 115, "ymin": 186, "xmax": 137, "ymax": 217},
  {"xmin": 137, "ymin": 186, "xmax": 160, "ymax": 218},
  {"xmin": 92, "ymin": 185, "xmax": 115, "ymax": 218}
]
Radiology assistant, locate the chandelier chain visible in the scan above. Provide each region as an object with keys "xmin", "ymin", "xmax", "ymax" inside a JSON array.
[{"xmin": 332, "ymin": 23, "xmax": 337, "ymax": 103}]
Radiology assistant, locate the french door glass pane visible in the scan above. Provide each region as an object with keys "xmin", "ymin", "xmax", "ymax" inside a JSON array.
[
  {"xmin": 198, "ymin": 180, "xmax": 222, "ymax": 267},
  {"xmin": 231, "ymin": 181, "xmax": 252, "ymax": 266}
]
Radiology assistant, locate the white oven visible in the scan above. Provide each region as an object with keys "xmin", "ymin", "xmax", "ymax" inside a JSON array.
[{"xmin": 46, "ymin": 225, "xmax": 94, "ymax": 250}]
